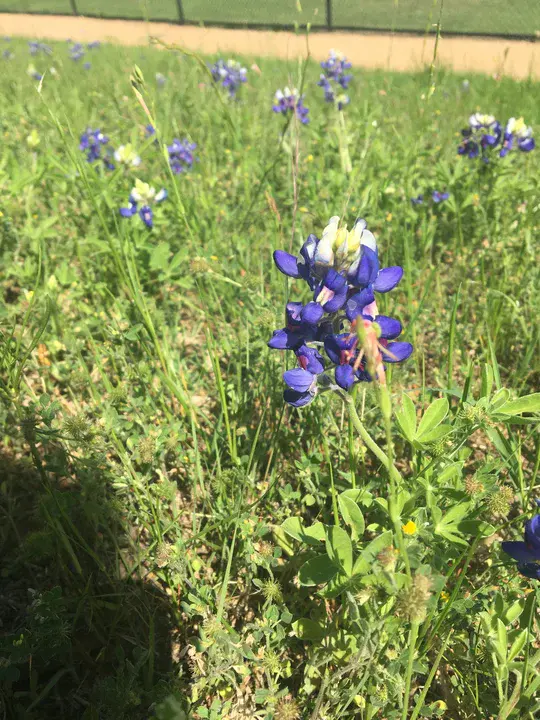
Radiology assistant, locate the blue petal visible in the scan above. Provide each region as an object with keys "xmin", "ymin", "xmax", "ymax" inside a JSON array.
[
  {"xmin": 301, "ymin": 302, "xmax": 324, "ymax": 325},
  {"xmin": 120, "ymin": 207, "xmax": 136, "ymax": 218},
  {"xmin": 283, "ymin": 368, "xmax": 315, "ymax": 392},
  {"xmin": 296, "ymin": 344, "xmax": 325, "ymax": 374},
  {"xmin": 335, "ymin": 363, "xmax": 355, "ymax": 390},
  {"xmin": 381, "ymin": 342, "xmax": 413, "ymax": 363},
  {"xmin": 284, "ymin": 388, "xmax": 315, "ymax": 407},
  {"xmin": 373, "ymin": 267, "xmax": 403, "ymax": 293},
  {"xmin": 353, "ymin": 247, "xmax": 379, "ymax": 287},
  {"xmin": 375, "ymin": 315, "xmax": 402, "ymax": 339},
  {"xmin": 268, "ymin": 329, "xmax": 302, "ymax": 350},
  {"xmin": 139, "ymin": 206, "xmax": 153, "ymax": 228},
  {"xmin": 517, "ymin": 563, "xmax": 540, "ymax": 580},
  {"xmin": 323, "ymin": 284, "xmax": 348, "ymax": 313},
  {"xmin": 525, "ymin": 516, "xmax": 540, "ymax": 551},
  {"xmin": 274, "ymin": 250, "xmax": 301, "ymax": 278},
  {"xmin": 346, "ymin": 287, "xmax": 374, "ymax": 321},
  {"xmin": 502, "ymin": 541, "xmax": 540, "ymax": 564}
]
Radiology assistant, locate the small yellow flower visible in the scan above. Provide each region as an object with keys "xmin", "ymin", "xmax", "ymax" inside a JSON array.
[
  {"xmin": 402, "ymin": 520, "xmax": 417, "ymax": 536},
  {"xmin": 386, "ymin": 212, "xmax": 393, "ymax": 222},
  {"xmin": 440, "ymin": 591, "xmax": 450, "ymax": 603},
  {"xmin": 300, "ymin": 206, "xmax": 309, "ymax": 213},
  {"xmin": 210, "ymin": 255, "xmax": 218, "ymax": 261},
  {"xmin": 306, "ymin": 154, "xmax": 314, "ymax": 162}
]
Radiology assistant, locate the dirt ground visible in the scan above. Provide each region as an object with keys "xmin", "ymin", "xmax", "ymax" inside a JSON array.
[{"xmin": 0, "ymin": 13, "xmax": 538, "ymax": 79}]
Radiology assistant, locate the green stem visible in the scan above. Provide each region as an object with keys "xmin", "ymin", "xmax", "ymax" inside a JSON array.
[
  {"xmin": 344, "ymin": 397, "xmax": 401, "ymax": 479},
  {"xmin": 402, "ymin": 622, "xmax": 419, "ymax": 720}
]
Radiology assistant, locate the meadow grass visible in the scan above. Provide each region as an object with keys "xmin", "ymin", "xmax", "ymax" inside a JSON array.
[
  {"xmin": 0, "ymin": 35, "xmax": 539, "ymax": 720},
  {"xmin": 1, "ymin": 0, "xmax": 539, "ymax": 36}
]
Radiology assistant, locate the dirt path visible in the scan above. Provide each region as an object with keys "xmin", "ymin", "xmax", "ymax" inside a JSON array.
[{"xmin": 0, "ymin": 13, "xmax": 538, "ymax": 79}]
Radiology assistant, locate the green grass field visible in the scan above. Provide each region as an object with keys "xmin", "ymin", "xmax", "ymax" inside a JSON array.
[
  {"xmin": 1, "ymin": 0, "xmax": 540, "ymax": 36},
  {"xmin": 0, "ymin": 36, "xmax": 540, "ymax": 720}
]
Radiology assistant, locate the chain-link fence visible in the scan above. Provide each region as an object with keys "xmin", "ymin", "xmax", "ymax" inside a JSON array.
[{"xmin": 1, "ymin": 0, "xmax": 538, "ymax": 40}]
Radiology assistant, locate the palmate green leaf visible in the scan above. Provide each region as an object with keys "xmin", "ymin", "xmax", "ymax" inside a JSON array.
[
  {"xmin": 338, "ymin": 494, "xmax": 365, "ymax": 540},
  {"xmin": 415, "ymin": 424, "xmax": 453, "ymax": 445},
  {"xmin": 298, "ymin": 555, "xmax": 339, "ymax": 586},
  {"xmin": 150, "ymin": 242, "xmax": 171, "ymax": 271},
  {"xmin": 325, "ymin": 526, "xmax": 353, "ymax": 577},
  {"xmin": 396, "ymin": 392, "xmax": 416, "ymax": 442},
  {"xmin": 507, "ymin": 630, "xmax": 528, "ymax": 662},
  {"xmin": 292, "ymin": 618, "xmax": 326, "ymax": 641},
  {"xmin": 416, "ymin": 398, "xmax": 449, "ymax": 439},
  {"xmin": 353, "ymin": 530, "xmax": 393, "ymax": 576},
  {"xmin": 497, "ymin": 393, "xmax": 540, "ymax": 416}
]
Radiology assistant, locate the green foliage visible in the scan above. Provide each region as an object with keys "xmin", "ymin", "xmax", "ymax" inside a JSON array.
[{"xmin": 0, "ymin": 36, "xmax": 539, "ymax": 720}]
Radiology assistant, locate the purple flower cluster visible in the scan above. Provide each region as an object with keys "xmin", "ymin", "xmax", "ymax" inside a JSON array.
[
  {"xmin": 29, "ymin": 41, "xmax": 52, "ymax": 56},
  {"xmin": 268, "ymin": 217, "xmax": 412, "ymax": 407},
  {"xmin": 272, "ymin": 88, "xmax": 310, "ymax": 125},
  {"xmin": 318, "ymin": 50, "xmax": 352, "ymax": 109},
  {"xmin": 120, "ymin": 180, "xmax": 167, "ymax": 229},
  {"xmin": 502, "ymin": 514, "xmax": 540, "ymax": 580},
  {"xmin": 209, "ymin": 59, "xmax": 247, "ymax": 98},
  {"xmin": 167, "ymin": 138, "xmax": 197, "ymax": 174},
  {"xmin": 79, "ymin": 128, "xmax": 114, "ymax": 169},
  {"xmin": 411, "ymin": 191, "xmax": 450, "ymax": 206},
  {"xmin": 458, "ymin": 113, "xmax": 535, "ymax": 161}
]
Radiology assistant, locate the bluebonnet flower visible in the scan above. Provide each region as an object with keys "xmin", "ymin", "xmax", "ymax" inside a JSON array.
[
  {"xmin": 29, "ymin": 41, "xmax": 52, "ymax": 56},
  {"xmin": 499, "ymin": 117, "xmax": 535, "ymax": 156},
  {"xmin": 27, "ymin": 64, "xmax": 42, "ymax": 81},
  {"xmin": 320, "ymin": 49, "xmax": 352, "ymax": 88},
  {"xmin": 69, "ymin": 42, "xmax": 85, "ymax": 61},
  {"xmin": 318, "ymin": 50, "xmax": 352, "ymax": 109},
  {"xmin": 502, "ymin": 514, "xmax": 540, "ymax": 580},
  {"xmin": 146, "ymin": 124, "xmax": 156, "ymax": 137},
  {"xmin": 84, "ymin": 62, "xmax": 91, "ymax": 70},
  {"xmin": 209, "ymin": 58, "xmax": 247, "ymax": 98},
  {"xmin": 79, "ymin": 128, "xmax": 114, "ymax": 168},
  {"xmin": 87, "ymin": 41, "xmax": 101, "ymax": 50},
  {"xmin": 269, "ymin": 217, "xmax": 412, "ymax": 406},
  {"xmin": 114, "ymin": 144, "xmax": 141, "ymax": 168},
  {"xmin": 3, "ymin": 49, "xmax": 13, "ymax": 60},
  {"xmin": 317, "ymin": 74, "xmax": 350, "ymax": 110},
  {"xmin": 119, "ymin": 179, "xmax": 167, "ymax": 229},
  {"xmin": 432, "ymin": 191, "xmax": 450, "ymax": 203},
  {"xmin": 272, "ymin": 88, "xmax": 310, "ymax": 125},
  {"xmin": 167, "ymin": 138, "xmax": 197, "ymax": 174},
  {"xmin": 458, "ymin": 113, "xmax": 501, "ymax": 160},
  {"xmin": 411, "ymin": 191, "xmax": 449, "ymax": 206}
]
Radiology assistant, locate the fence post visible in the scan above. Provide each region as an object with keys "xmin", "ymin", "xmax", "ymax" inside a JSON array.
[
  {"xmin": 326, "ymin": 0, "xmax": 332, "ymax": 29},
  {"xmin": 176, "ymin": 0, "xmax": 185, "ymax": 23},
  {"xmin": 69, "ymin": 0, "xmax": 79, "ymax": 15}
]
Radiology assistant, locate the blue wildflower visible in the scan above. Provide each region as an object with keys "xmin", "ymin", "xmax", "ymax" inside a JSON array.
[
  {"xmin": 87, "ymin": 41, "xmax": 101, "ymax": 50},
  {"xmin": 502, "ymin": 514, "xmax": 540, "ymax": 580},
  {"xmin": 27, "ymin": 64, "xmax": 43, "ymax": 81},
  {"xmin": 120, "ymin": 179, "xmax": 167, "ymax": 229},
  {"xmin": 3, "ymin": 49, "xmax": 13, "ymax": 60},
  {"xmin": 432, "ymin": 191, "xmax": 450, "ymax": 203},
  {"xmin": 29, "ymin": 41, "xmax": 52, "ymax": 56},
  {"xmin": 269, "ymin": 216, "xmax": 412, "ymax": 405},
  {"xmin": 318, "ymin": 50, "xmax": 352, "ymax": 109},
  {"xmin": 114, "ymin": 144, "xmax": 141, "ymax": 168},
  {"xmin": 320, "ymin": 49, "xmax": 352, "ymax": 88},
  {"xmin": 272, "ymin": 87, "xmax": 310, "ymax": 125},
  {"xmin": 209, "ymin": 58, "xmax": 247, "ymax": 98},
  {"xmin": 167, "ymin": 138, "xmax": 197, "ymax": 174},
  {"xmin": 146, "ymin": 124, "xmax": 156, "ymax": 137},
  {"xmin": 499, "ymin": 117, "xmax": 535, "ymax": 156},
  {"xmin": 411, "ymin": 194, "xmax": 424, "ymax": 206},
  {"xmin": 69, "ymin": 42, "xmax": 85, "ymax": 61},
  {"xmin": 84, "ymin": 62, "xmax": 91, "ymax": 70},
  {"xmin": 458, "ymin": 113, "xmax": 501, "ymax": 160},
  {"xmin": 79, "ymin": 128, "xmax": 114, "ymax": 168}
]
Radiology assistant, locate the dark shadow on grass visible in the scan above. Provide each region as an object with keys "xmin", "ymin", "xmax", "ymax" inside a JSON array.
[{"xmin": 0, "ymin": 447, "xmax": 178, "ymax": 720}]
